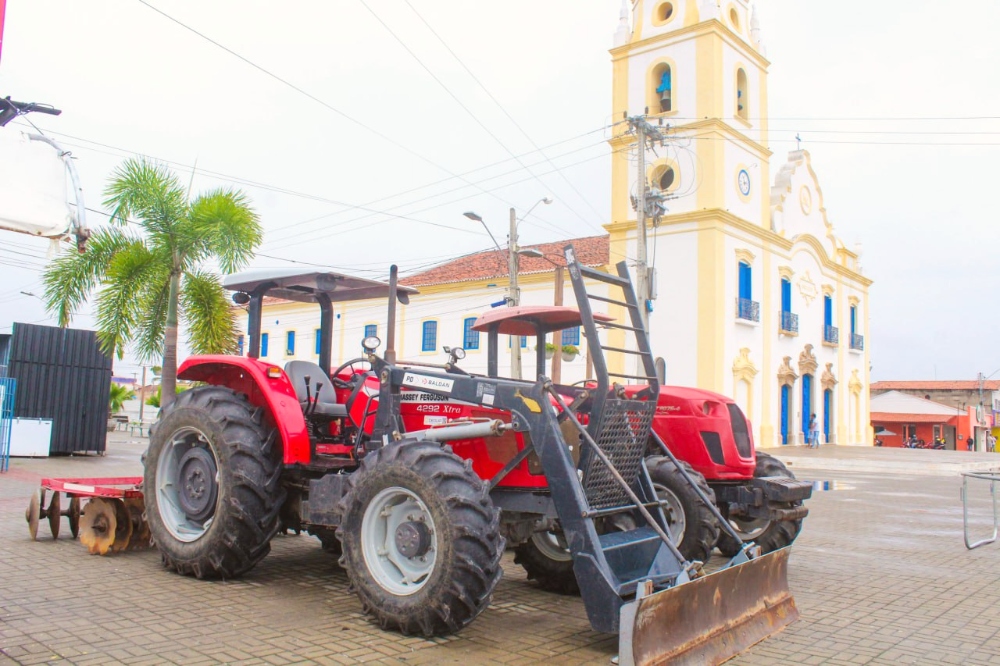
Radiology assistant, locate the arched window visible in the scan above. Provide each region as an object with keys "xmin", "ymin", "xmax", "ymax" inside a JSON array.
[
  {"xmin": 653, "ymin": 64, "xmax": 672, "ymax": 113},
  {"xmin": 736, "ymin": 68, "xmax": 748, "ymax": 120},
  {"xmin": 654, "ymin": 2, "xmax": 674, "ymax": 24}
]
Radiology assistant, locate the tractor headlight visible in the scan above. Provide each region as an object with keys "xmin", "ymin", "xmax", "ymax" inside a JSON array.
[
  {"xmin": 362, "ymin": 336, "xmax": 381, "ymax": 352},
  {"xmin": 452, "ymin": 347, "xmax": 466, "ymax": 360}
]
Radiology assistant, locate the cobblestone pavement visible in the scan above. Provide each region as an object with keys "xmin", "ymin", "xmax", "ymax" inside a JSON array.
[{"xmin": 2, "ymin": 435, "xmax": 999, "ymax": 665}]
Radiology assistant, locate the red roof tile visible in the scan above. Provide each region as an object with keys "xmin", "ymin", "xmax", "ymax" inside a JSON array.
[
  {"xmin": 400, "ymin": 236, "xmax": 609, "ymax": 287},
  {"xmin": 871, "ymin": 380, "xmax": 1000, "ymax": 391},
  {"xmin": 871, "ymin": 412, "xmax": 956, "ymax": 423}
]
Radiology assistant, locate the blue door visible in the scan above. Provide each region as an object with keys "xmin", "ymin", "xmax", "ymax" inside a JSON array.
[
  {"xmin": 780, "ymin": 384, "xmax": 790, "ymax": 445},
  {"xmin": 802, "ymin": 374, "xmax": 812, "ymax": 440},
  {"xmin": 781, "ymin": 278, "xmax": 791, "ymax": 312},
  {"xmin": 738, "ymin": 262, "xmax": 752, "ymax": 300},
  {"xmin": 823, "ymin": 389, "xmax": 832, "ymax": 442}
]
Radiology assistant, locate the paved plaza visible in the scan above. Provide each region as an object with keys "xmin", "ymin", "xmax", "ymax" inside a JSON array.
[{"xmin": 2, "ymin": 435, "xmax": 1000, "ymax": 665}]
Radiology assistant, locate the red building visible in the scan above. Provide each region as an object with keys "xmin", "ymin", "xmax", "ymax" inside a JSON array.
[{"xmin": 870, "ymin": 390, "xmax": 979, "ymax": 450}]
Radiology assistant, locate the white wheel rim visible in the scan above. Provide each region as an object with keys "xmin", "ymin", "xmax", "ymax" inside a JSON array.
[
  {"xmin": 531, "ymin": 531, "xmax": 573, "ymax": 563},
  {"xmin": 156, "ymin": 426, "xmax": 218, "ymax": 543},
  {"xmin": 361, "ymin": 486, "xmax": 437, "ymax": 596},
  {"xmin": 727, "ymin": 516, "xmax": 769, "ymax": 541},
  {"xmin": 652, "ymin": 483, "xmax": 686, "ymax": 546}
]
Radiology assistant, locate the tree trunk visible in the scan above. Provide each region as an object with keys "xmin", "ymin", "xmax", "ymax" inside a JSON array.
[{"xmin": 160, "ymin": 270, "xmax": 181, "ymax": 410}]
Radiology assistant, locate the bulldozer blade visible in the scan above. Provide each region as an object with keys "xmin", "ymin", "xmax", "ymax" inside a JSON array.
[{"xmin": 619, "ymin": 547, "xmax": 798, "ymax": 666}]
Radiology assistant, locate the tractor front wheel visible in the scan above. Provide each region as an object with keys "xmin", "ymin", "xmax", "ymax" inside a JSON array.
[
  {"xmin": 337, "ymin": 440, "xmax": 503, "ymax": 636},
  {"xmin": 143, "ymin": 386, "xmax": 284, "ymax": 579},
  {"xmin": 716, "ymin": 451, "xmax": 803, "ymax": 556},
  {"xmin": 514, "ymin": 531, "xmax": 579, "ymax": 595},
  {"xmin": 646, "ymin": 456, "xmax": 721, "ymax": 563}
]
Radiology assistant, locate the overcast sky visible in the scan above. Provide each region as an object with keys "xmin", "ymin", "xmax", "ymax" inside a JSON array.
[{"xmin": 1, "ymin": 0, "xmax": 998, "ymax": 383}]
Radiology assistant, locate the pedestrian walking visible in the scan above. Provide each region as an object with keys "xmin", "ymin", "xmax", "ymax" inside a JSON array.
[{"xmin": 809, "ymin": 414, "xmax": 819, "ymax": 448}]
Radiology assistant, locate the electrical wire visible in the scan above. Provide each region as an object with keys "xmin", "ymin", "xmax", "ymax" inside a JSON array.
[
  {"xmin": 134, "ymin": 0, "xmax": 600, "ymax": 238},
  {"xmin": 361, "ymin": 0, "xmax": 604, "ymax": 233}
]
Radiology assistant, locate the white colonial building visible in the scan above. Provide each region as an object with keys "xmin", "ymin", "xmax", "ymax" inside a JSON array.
[{"xmin": 234, "ymin": 0, "xmax": 872, "ymax": 449}]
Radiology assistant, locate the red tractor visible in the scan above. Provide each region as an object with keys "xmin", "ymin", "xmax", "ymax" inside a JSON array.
[{"xmin": 142, "ymin": 246, "xmax": 809, "ymax": 663}]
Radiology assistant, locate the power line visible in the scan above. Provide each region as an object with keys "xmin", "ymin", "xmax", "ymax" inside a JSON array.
[
  {"xmin": 134, "ymin": 0, "xmax": 593, "ymax": 238},
  {"xmin": 361, "ymin": 0, "xmax": 604, "ymax": 233},
  {"xmin": 401, "ymin": 0, "xmax": 610, "ymax": 229}
]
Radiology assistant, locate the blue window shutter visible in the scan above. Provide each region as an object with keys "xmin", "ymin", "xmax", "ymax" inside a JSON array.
[
  {"xmin": 850, "ymin": 306, "xmax": 857, "ymax": 336},
  {"xmin": 315, "ymin": 329, "xmax": 322, "ymax": 355},
  {"xmin": 261, "ymin": 333, "xmax": 269, "ymax": 357},
  {"xmin": 738, "ymin": 262, "xmax": 751, "ymax": 301},
  {"xmin": 237, "ymin": 335, "xmax": 244, "ymax": 356},
  {"xmin": 364, "ymin": 324, "xmax": 378, "ymax": 339},
  {"xmin": 561, "ymin": 326, "xmax": 580, "ymax": 346},
  {"xmin": 422, "ymin": 321, "xmax": 437, "ymax": 352},
  {"xmin": 824, "ymin": 295, "xmax": 832, "ymax": 327},
  {"xmin": 781, "ymin": 278, "xmax": 791, "ymax": 312},
  {"xmin": 286, "ymin": 331, "xmax": 295, "ymax": 355},
  {"xmin": 463, "ymin": 318, "xmax": 479, "ymax": 350},
  {"xmin": 521, "ymin": 336, "xmax": 528, "ymax": 348}
]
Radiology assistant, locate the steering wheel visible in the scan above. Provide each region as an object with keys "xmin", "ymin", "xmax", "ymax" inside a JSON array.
[{"xmin": 331, "ymin": 357, "xmax": 373, "ymax": 389}]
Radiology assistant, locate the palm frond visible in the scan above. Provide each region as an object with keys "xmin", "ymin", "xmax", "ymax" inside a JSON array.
[
  {"xmin": 181, "ymin": 270, "xmax": 239, "ymax": 355},
  {"xmin": 42, "ymin": 227, "xmax": 141, "ymax": 327},
  {"xmin": 180, "ymin": 188, "xmax": 262, "ymax": 273},
  {"xmin": 131, "ymin": 263, "xmax": 173, "ymax": 363},
  {"xmin": 103, "ymin": 157, "xmax": 187, "ymax": 238},
  {"xmin": 93, "ymin": 243, "xmax": 160, "ymax": 359}
]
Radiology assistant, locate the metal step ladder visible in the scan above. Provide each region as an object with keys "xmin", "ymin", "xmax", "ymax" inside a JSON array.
[{"xmin": 519, "ymin": 246, "xmax": 692, "ymax": 633}]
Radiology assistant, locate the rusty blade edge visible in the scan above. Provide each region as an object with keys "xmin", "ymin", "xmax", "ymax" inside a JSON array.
[{"xmin": 628, "ymin": 547, "xmax": 799, "ymax": 665}]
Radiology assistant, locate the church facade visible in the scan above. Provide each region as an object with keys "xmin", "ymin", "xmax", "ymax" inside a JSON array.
[{"xmin": 606, "ymin": 0, "xmax": 872, "ymax": 446}]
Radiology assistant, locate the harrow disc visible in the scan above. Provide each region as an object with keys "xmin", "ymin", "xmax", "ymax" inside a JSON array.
[
  {"xmin": 48, "ymin": 492, "xmax": 62, "ymax": 540},
  {"xmin": 68, "ymin": 497, "xmax": 82, "ymax": 538},
  {"xmin": 80, "ymin": 498, "xmax": 117, "ymax": 555},
  {"xmin": 123, "ymin": 498, "xmax": 150, "ymax": 551},
  {"xmin": 109, "ymin": 499, "xmax": 133, "ymax": 553},
  {"xmin": 25, "ymin": 489, "xmax": 41, "ymax": 541}
]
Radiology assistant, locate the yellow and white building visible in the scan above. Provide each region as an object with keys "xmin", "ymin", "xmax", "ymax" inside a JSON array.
[{"xmin": 607, "ymin": 0, "xmax": 871, "ymax": 446}]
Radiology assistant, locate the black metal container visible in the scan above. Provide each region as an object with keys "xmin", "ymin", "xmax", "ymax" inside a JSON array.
[{"xmin": 2, "ymin": 323, "xmax": 112, "ymax": 454}]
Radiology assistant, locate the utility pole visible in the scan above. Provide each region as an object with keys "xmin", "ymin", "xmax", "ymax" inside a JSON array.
[
  {"xmin": 627, "ymin": 114, "xmax": 667, "ymax": 331},
  {"xmin": 508, "ymin": 207, "xmax": 522, "ymax": 379},
  {"xmin": 551, "ymin": 266, "xmax": 565, "ymax": 384}
]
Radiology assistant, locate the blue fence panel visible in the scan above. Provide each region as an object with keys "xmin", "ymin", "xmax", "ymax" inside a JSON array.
[{"xmin": 0, "ymin": 377, "xmax": 16, "ymax": 473}]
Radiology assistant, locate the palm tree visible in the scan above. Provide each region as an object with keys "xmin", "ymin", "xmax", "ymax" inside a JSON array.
[{"xmin": 44, "ymin": 158, "xmax": 261, "ymax": 409}]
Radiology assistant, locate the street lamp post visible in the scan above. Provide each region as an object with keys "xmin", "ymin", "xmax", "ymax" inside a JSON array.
[{"xmin": 464, "ymin": 197, "xmax": 552, "ymax": 379}]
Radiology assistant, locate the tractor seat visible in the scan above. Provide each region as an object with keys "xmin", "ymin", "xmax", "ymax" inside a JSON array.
[{"xmin": 284, "ymin": 361, "xmax": 349, "ymax": 418}]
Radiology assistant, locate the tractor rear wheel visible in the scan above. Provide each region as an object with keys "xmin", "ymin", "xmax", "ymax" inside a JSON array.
[
  {"xmin": 337, "ymin": 440, "xmax": 503, "ymax": 636},
  {"xmin": 514, "ymin": 531, "xmax": 579, "ymax": 595},
  {"xmin": 144, "ymin": 386, "xmax": 284, "ymax": 579},
  {"xmin": 716, "ymin": 451, "xmax": 803, "ymax": 556},
  {"xmin": 646, "ymin": 457, "xmax": 721, "ymax": 563}
]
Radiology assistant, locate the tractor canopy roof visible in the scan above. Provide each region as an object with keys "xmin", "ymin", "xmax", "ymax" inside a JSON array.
[
  {"xmin": 223, "ymin": 268, "xmax": 418, "ymax": 305},
  {"xmin": 471, "ymin": 306, "xmax": 613, "ymax": 336}
]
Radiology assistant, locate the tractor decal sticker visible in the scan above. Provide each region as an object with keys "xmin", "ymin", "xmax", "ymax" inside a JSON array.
[
  {"xmin": 476, "ymin": 382, "xmax": 496, "ymax": 406},
  {"xmin": 423, "ymin": 415, "xmax": 448, "ymax": 426},
  {"xmin": 399, "ymin": 391, "xmax": 449, "ymax": 402},
  {"xmin": 515, "ymin": 390, "xmax": 542, "ymax": 414},
  {"xmin": 402, "ymin": 373, "xmax": 455, "ymax": 394}
]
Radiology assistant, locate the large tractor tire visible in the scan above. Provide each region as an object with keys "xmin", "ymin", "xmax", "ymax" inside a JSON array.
[
  {"xmin": 646, "ymin": 456, "xmax": 721, "ymax": 563},
  {"xmin": 337, "ymin": 440, "xmax": 503, "ymax": 636},
  {"xmin": 716, "ymin": 451, "xmax": 803, "ymax": 557},
  {"xmin": 514, "ymin": 531, "xmax": 579, "ymax": 595},
  {"xmin": 143, "ymin": 386, "xmax": 285, "ymax": 579}
]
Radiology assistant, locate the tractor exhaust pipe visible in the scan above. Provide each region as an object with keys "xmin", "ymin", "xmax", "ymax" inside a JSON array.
[
  {"xmin": 409, "ymin": 420, "xmax": 509, "ymax": 443},
  {"xmin": 385, "ymin": 265, "xmax": 398, "ymax": 365}
]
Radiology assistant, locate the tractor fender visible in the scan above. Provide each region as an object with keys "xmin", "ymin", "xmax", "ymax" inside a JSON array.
[{"xmin": 177, "ymin": 355, "xmax": 311, "ymax": 465}]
